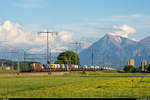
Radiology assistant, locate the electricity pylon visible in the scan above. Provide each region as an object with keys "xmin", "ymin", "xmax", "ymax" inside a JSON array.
[
  {"xmin": 38, "ymin": 29, "xmax": 58, "ymax": 67},
  {"xmin": 8, "ymin": 49, "xmax": 20, "ymax": 75},
  {"xmin": 71, "ymin": 42, "xmax": 81, "ymax": 54},
  {"xmin": 91, "ymin": 48, "xmax": 94, "ymax": 66}
]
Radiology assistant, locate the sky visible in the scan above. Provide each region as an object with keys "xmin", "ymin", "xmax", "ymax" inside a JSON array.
[{"xmin": 0, "ymin": 0, "xmax": 150, "ymax": 53}]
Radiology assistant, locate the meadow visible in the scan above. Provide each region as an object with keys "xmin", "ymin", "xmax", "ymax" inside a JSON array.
[
  {"xmin": 0, "ymin": 69, "xmax": 17, "ymax": 73},
  {"xmin": 0, "ymin": 71, "xmax": 150, "ymax": 98}
]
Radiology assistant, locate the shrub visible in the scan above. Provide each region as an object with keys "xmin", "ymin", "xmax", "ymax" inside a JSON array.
[
  {"xmin": 82, "ymin": 70, "xmax": 86, "ymax": 75},
  {"xmin": 123, "ymin": 65, "xmax": 135, "ymax": 73}
]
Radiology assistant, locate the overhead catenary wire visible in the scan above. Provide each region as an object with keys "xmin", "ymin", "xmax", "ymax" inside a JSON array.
[
  {"xmin": 38, "ymin": 29, "xmax": 58, "ymax": 67},
  {"xmin": 71, "ymin": 42, "xmax": 81, "ymax": 54}
]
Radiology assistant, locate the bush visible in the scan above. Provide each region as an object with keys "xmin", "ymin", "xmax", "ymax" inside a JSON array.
[
  {"xmin": 20, "ymin": 67, "xmax": 31, "ymax": 72},
  {"xmin": 123, "ymin": 65, "xmax": 135, "ymax": 73},
  {"xmin": 82, "ymin": 70, "xmax": 86, "ymax": 75},
  {"xmin": 147, "ymin": 64, "xmax": 150, "ymax": 73},
  {"xmin": 137, "ymin": 66, "xmax": 142, "ymax": 72}
]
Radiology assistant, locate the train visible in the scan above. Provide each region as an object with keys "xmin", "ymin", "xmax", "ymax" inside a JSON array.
[
  {"xmin": 42, "ymin": 64, "xmax": 101, "ymax": 72},
  {"xmin": 28, "ymin": 62, "xmax": 116, "ymax": 72}
]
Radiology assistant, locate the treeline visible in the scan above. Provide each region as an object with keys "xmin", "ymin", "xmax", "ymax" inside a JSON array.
[{"xmin": 123, "ymin": 65, "xmax": 150, "ymax": 73}]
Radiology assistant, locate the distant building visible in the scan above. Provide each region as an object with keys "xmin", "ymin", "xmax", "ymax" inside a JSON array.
[
  {"xmin": 141, "ymin": 61, "xmax": 147, "ymax": 71},
  {"xmin": 128, "ymin": 59, "xmax": 135, "ymax": 67}
]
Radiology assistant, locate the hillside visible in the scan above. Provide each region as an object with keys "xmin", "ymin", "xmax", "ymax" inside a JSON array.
[{"xmin": 79, "ymin": 34, "xmax": 150, "ymax": 69}]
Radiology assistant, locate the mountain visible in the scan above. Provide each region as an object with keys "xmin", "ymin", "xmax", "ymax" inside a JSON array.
[
  {"xmin": 132, "ymin": 36, "xmax": 150, "ymax": 67},
  {"xmin": 140, "ymin": 36, "xmax": 150, "ymax": 49},
  {"xmin": 1, "ymin": 34, "xmax": 150, "ymax": 69},
  {"xmin": 79, "ymin": 34, "xmax": 150, "ymax": 69},
  {"xmin": 0, "ymin": 59, "xmax": 12, "ymax": 62}
]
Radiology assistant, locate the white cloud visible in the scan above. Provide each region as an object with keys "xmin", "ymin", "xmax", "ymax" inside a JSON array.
[
  {"xmin": 28, "ymin": 48, "xmax": 44, "ymax": 53},
  {"xmin": 0, "ymin": 17, "xmax": 142, "ymax": 53},
  {"xmin": 0, "ymin": 20, "xmax": 32, "ymax": 46},
  {"xmin": 57, "ymin": 31, "xmax": 73, "ymax": 42},
  {"xmin": 51, "ymin": 45, "xmax": 69, "ymax": 53},
  {"xmin": 0, "ymin": 20, "xmax": 76, "ymax": 53},
  {"xmin": 0, "ymin": 21, "xmax": 51, "ymax": 51},
  {"xmin": 108, "ymin": 25, "xmax": 136, "ymax": 38}
]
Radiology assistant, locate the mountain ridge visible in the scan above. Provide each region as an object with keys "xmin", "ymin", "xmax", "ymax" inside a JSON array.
[{"xmin": 79, "ymin": 34, "xmax": 150, "ymax": 69}]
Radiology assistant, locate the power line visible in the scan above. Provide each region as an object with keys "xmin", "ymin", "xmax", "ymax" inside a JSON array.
[
  {"xmin": 38, "ymin": 29, "xmax": 58, "ymax": 67},
  {"xmin": 8, "ymin": 49, "xmax": 20, "ymax": 75},
  {"xmin": 91, "ymin": 48, "xmax": 94, "ymax": 66},
  {"xmin": 71, "ymin": 42, "xmax": 81, "ymax": 54}
]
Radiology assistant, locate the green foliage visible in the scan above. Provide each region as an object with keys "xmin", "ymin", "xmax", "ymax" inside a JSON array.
[
  {"xmin": 123, "ymin": 65, "xmax": 135, "ymax": 73},
  {"xmin": 82, "ymin": 70, "xmax": 86, "ymax": 75},
  {"xmin": 55, "ymin": 51, "xmax": 80, "ymax": 65},
  {"xmin": 147, "ymin": 64, "xmax": 150, "ymax": 72},
  {"xmin": 54, "ymin": 61, "xmax": 64, "ymax": 64},
  {"xmin": 137, "ymin": 66, "xmax": 142, "ymax": 72},
  {"xmin": 20, "ymin": 67, "xmax": 31, "ymax": 72}
]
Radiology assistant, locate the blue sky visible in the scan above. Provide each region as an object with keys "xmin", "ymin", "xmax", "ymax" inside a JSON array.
[
  {"xmin": 0, "ymin": 0, "xmax": 150, "ymax": 52},
  {"xmin": 1, "ymin": 0, "xmax": 150, "ymax": 24}
]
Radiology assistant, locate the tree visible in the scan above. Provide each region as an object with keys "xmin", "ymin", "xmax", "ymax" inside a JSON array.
[
  {"xmin": 147, "ymin": 64, "xmax": 150, "ymax": 72},
  {"xmin": 54, "ymin": 51, "xmax": 80, "ymax": 65},
  {"xmin": 123, "ymin": 65, "xmax": 135, "ymax": 73},
  {"xmin": 137, "ymin": 66, "xmax": 142, "ymax": 72},
  {"xmin": 54, "ymin": 60, "xmax": 64, "ymax": 64}
]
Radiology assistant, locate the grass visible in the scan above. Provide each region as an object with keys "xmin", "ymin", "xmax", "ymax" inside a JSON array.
[
  {"xmin": 0, "ymin": 69, "xmax": 17, "ymax": 73},
  {"xmin": 0, "ymin": 71, "xmax": 150, "ymax": 98}
]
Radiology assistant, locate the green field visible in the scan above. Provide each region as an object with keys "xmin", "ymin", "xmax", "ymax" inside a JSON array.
[
  {"xmin": 0, "ymin": 71, "xmax": 150, "ymax": 98},
  {"xmin": 0, "ymin": 69, "xmax": 17, "ymax": 73}
]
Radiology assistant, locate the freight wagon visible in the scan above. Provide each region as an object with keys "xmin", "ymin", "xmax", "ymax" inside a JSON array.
[
  {"xmin": 29, "ymin": 62, "xmax": 43, "ymax": 72},
  {"xmin": 29, "ymin": 63, "xmax": 115, "ymax": 72},
  {"xmin": 49, "ymin": 64, "xmax": 102, "ymax": 72},
  {"xmin": 50, "ymin": 64, "xmax": 79, "ymax": 71}
]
